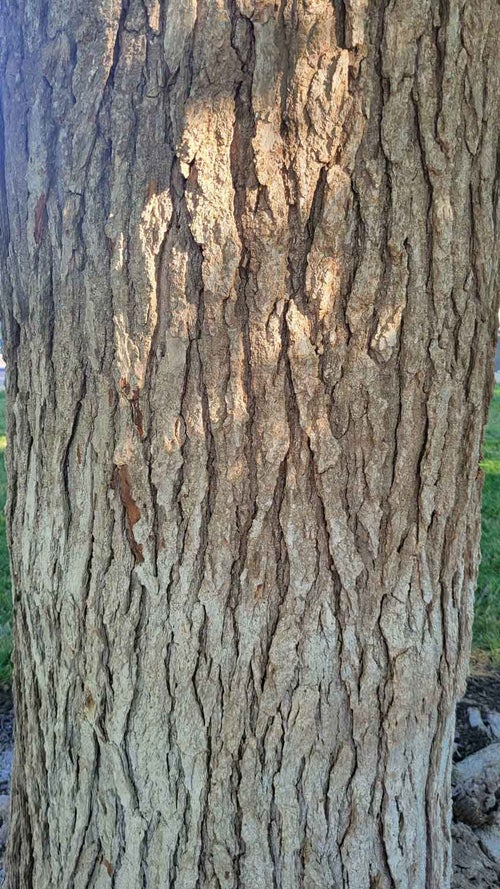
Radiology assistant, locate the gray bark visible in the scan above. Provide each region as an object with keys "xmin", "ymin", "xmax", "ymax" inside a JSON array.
[{"xmin": 0, "ymin": 1, "xmax": 499, "ymax": 887}]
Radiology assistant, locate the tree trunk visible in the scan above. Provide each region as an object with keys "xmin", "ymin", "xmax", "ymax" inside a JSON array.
[{"xmin": 0, "ymin": 1, "xmax": 499, "ymax": 887}]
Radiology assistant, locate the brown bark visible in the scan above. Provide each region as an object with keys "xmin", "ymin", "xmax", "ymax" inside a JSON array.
[{"xmin": 0, "ymin": 1, "xmax": 499, "ymax": 887}]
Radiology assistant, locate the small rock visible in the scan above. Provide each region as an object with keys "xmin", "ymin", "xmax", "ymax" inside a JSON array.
[
  {"xmin": 486, "ymin": 711, "xmax": 500, "ymax": 740},
  {"xmin": 454, "ymin": 741, "xmax": 500, "ymax": 784},
  {"xmin": 0, "ymin": 794, "xmax": 8, "ymax": 863},
  {"xmin": 468, "ymin": 707, "xmax": 488, "ymax": 732},
  {"xmin": 452, "ymin": 821, "xmax": 500, "ymax": 888},
  {"xmin": 0, "ymin": 750, "xmax": 12, "ymax": 787},
  {"xmin": 0, "ymin": 794, "xmax": 9, "ymax": 823},
  {"xmin": 453, "ymin": 784, "xmax": 493, "ymax": 827},
  {"xmin": 477, "ymin": 825, "xmax": 500, "ymax": 864}
]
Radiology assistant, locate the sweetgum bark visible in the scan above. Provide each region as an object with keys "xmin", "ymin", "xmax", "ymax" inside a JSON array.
[{"xmin": 0, "ymin": 1, "xmax": 500, "ymax": 887}]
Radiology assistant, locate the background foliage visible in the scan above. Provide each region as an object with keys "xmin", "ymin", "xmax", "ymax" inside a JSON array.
[{"xmin": 474, "ymin": 384, "xmax": 500, "ymax": 663}]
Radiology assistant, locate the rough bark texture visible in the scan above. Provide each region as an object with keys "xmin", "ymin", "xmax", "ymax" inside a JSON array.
[{"xmin": 0, "ymin": 1, "xmax": 499, "ymax": 887}]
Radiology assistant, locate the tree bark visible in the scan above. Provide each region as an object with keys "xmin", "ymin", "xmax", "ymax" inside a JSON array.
[{"xmin": 0, "ymin": 1, "xmax": 499, "ymax": 887}]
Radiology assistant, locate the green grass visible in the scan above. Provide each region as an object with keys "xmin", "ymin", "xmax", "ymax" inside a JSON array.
[
  {"xmin": 0, "ymin": 390, "xmax": 11, "ymax": 684},
  {"xmin": 474, "ymin": 384, "xmax": 500, "ymax": 663}
]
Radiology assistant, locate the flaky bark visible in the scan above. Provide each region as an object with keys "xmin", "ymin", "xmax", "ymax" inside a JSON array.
[{"xmin": 0, "ymin": 1, "xmax": 499, "ymax": 886}]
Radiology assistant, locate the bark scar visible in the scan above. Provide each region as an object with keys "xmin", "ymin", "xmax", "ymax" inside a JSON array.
[
  {"xmin": 116, "ymin": 464, "xmax": 144, "ymax": 563},
  {"xmin": 34, "ymin": 193, "xmax": 47, "ymax": 246}
]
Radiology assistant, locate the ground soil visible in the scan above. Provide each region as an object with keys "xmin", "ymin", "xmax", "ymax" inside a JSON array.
[
  {"xmin": 455, "ymin": 672, "xmax": 500, "ymax": 761},
  {"xmin": 452, "ymin": 669, "xmax": 500, "ymax": 888},
  {"xmin": 0, "ymin": 688, "xmax": 12, "ymax": 886}
]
